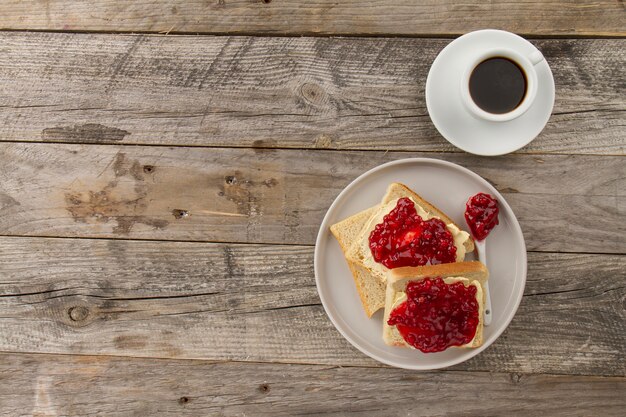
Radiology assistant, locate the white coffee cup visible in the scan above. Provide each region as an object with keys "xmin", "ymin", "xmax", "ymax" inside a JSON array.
[{"xmin": 460, "ymin": 48, "xmax": 545, "ymax": 122}]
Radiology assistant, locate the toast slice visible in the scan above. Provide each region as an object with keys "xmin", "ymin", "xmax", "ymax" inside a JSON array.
[
  {"xmin": 346, "ymin": 183, "xmax": 475, "ymax": 283},
  {"xmin": 382, "ymin": 261, "xmax": 488, "ymax": 349},
  {"xmin": 330, "ymin": 205, "xmax": 386, "ymax": 317}
]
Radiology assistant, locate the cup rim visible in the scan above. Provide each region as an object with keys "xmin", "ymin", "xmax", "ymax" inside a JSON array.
[{"xmin": 460, "ymin": 48, "xmax": 539, "ymax": 122}]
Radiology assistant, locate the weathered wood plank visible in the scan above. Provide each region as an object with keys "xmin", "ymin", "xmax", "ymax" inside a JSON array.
[
  {"xmin": 0, "ymin": 32, "xmax": 624, "ymax": 155},
  {"xmin": 0, "ymin": 143, "xmax": 624, "ymax": 252},
  {"xmin": 0, "ymin": 1, "xmax": 624, "ymax": 36},
  {"xmin": 0, "ymin": 237, "xmax": 623, "ymax": 376},
  {"xmin": 1, "ymin": 353, "xmax": 625, "ymax": 417}
]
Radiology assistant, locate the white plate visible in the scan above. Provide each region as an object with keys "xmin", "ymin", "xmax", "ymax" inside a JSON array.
[
  {"xmin": 314, "ymin": 158, "xmax": 527, "ymax": 370},
  {"xmin": 426, "ymin": 29, "xmax": 555, "ymax": 156}
]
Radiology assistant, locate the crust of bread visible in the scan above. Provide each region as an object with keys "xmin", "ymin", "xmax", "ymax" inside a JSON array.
[
  {"xmin": 330, "ymin": 205, "xmax": 385, "ymax": 317},
  {"xmin": 388, "ymin": 261, "xmax": 488, "ymax": 289},
  {"xmin": 382, "ymin": 261, "xmax": 488, "ymax": 349}
]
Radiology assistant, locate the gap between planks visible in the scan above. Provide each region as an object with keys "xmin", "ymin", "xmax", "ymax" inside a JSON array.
[
  {"xmin": 1, "ymin": 138, "xmax": 625, "ymax": 157},
  {"xmin": 1, "ymin": 28, "xmax": 626, "ymax": 40},
  {"xmin": 0, "ymin": 234, "xmax": 625, "ymax": 256}
]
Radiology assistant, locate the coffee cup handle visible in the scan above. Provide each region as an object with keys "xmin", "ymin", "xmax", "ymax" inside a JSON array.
[{"xmin": 528, "ymin": 50, "xmax": 544, "ymax": 66}]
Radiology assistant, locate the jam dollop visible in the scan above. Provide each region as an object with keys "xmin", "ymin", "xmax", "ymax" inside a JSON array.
[
  {"xmin": 368, "ymin": 197, "xmax": 457, "ymax": 269},
  {"xmin": 387, "ymin": 278, "xmax": 479, "ymax": 353},
  {"xmin": 465, "ymin": 192, "xmax": 499, "ymax": 241}
]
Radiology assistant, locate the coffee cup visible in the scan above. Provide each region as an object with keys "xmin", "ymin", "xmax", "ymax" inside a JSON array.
[{"xmin": 460, "ymin": 48, "xmax": 545, "ymax": 122}]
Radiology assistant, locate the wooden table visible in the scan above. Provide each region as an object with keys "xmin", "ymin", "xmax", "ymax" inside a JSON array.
[{"xmin": 0, "ymin": 2, "xmax": 624, "ymax": 415}]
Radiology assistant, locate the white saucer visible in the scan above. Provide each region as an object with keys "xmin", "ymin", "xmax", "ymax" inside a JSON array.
[
  {"xmin": 426, "ymin": 30, "xmax": 555, "ymax": 156},
  {"xmin": 314, "ymin": 158, "xmax": 527, "ymax": 370}
]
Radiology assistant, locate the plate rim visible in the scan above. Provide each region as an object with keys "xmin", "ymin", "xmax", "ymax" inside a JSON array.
[{"xmin": 314, "ymin": 157, "xmax": 527, "ymax": 370}]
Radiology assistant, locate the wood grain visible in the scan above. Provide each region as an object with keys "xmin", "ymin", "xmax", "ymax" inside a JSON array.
[
  {"xmin": 0, "ymin": 1, "xmax": 624, "ymax": 36},
  {"xmin": 0, "ymin": 143, "xmax": 624, "ymax": 252},
  {"xmin": 1, "ymin": 353, "xmax": 625, "ymax": 417},
  {"xmin": 0, "ymin": 236, "xmax": 623, "ymax": 376},
  {"xmin": 0, "ymin": 32, "xmax": 624, "ymax": 154},
  {"xmin": 0, "ymin": 4, "xmax": 623, "ymax": 412}
]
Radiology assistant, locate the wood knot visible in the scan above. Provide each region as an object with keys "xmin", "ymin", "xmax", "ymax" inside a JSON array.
[
  {"xmin": 178, "ymin": 396, "xmax": 190, "ymax": 405},
  {"xmin": 143, "ymin": 165, "xmax": 155, "ymax": 174},
  {"xmin": 172, "ymin": 209, "xmax": 189, "ymax": 219},
  {"xmin": 258, "ymin": 383, "xmax": 270, "ymax": 393},
  {"xmin": 301, "ymin": 82, "xmax": 325, "ymax": 105},
  {"xmin": 262, "ymin": 0, "xmax": 272, "ymax": 3},
  {"xmin": 68, "ymin": 306, "xmax": 89, "ymax": 322}
]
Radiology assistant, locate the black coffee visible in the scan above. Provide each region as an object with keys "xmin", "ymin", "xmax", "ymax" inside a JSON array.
[{"xmin": 469, "ymin": 57, "xmax": 526, "ymax": 114}]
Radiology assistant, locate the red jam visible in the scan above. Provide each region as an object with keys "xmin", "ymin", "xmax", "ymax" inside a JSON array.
[
  {"xmin": 368, "ymin": 198, "xmax": 457, "ymax": 269},
  {"xmin": 387, "ymin": 278, "xmax": 479, "ymax": 353},
  {"xmin": 465, "ymin": 192, "xmax": 499, "ymax": 241}
]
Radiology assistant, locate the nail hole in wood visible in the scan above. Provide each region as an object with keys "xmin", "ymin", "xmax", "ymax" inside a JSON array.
[
  {"xmin": 143, "ymin": 165, "xmax": 155, "ymax": 174},
  {"xmin": 178, "ymin": 396, "xmax": 190, "ymax": 405},
  {"xmin": 263, "ymin": 0, "xmax": 272, "ymax": 3},
  {"xmin": 225, "ymin": 176, "xmax": 236, "ymax": 185},
  {"xmin": 68, "ymin": 306, "xmax": 89, "ymax": 322},
  {"xmin": 259, "ymin": 383, "xmax": 270, "ymax": 393},
  {"xmin": 172, "ymin": 209, "xmax": 189, "ymax": 219}
]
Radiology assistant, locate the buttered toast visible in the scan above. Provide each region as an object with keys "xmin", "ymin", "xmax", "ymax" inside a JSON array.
[
  {"xmin": 331, "ymin": 183, "xmax": 475, "ymax": 316},
  {"xmin": 347, "ymin": 183, "xmax": 474, "ymax": 282},
  {"xmin": 382, "ymin": 261, "xmax": 488, "ymax": 350}
]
